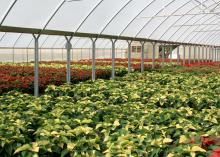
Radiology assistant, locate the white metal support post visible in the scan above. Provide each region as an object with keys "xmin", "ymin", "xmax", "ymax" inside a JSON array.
[
  {"xmin": 205, "ymin": 47, "xmax": 208, "ymax": 62},
  {"xmin": 215, "ymin": 47, "xmax": 217, "ymax": 62},
  {"xmin": 193, "ymin": 46, "xmax": 196, "ymax": 63},
  {"xmin": 152, "ymin": 42, "xmax": 156, "ymax": 69},
  {"xmin": 111, "ymin": 39, "xmax": 117, "ymax": 79},
  {"xmin": 188, "ymin": 46, "xmax": 191, "ymax": 64},
  {"xmin": 213, "ymin": 47, "xmax": 215, "ymax": 62},
  {"xmin": 202, "ymin": 46, "xmax": 205, "ymax": 63},
  {"xmin": 65, "ymin": 36, "xmax": 73, "ymax": 84},
  {"xmin": 162, "ymin": 44, "xmax": 165, "ymax": 67},
  {"xmin": 91, "ymin": 38, "xmax": 97, "ymax": 81},
  {"xmin": 177, "ymin": 45, "xmax": 180, "ymax": 65},
  {"xmin": 183, "ymin": 45, "xmax": 186, "ymax": 65},
  {"xmin": 217, "ymin": 48, "xmax": 219, "ymax": 61},
  {"xmin": 211, "ymin": 47, "xmax": 213, "ymax": 62},
  {"xmin": 214, "ymin": 47, "xmax": 215, "ymax": 62},
  {"xmin": 140, "ymin": 41, "xmax": 145, "ymax": 72},
  {"xmin": 207, "ymin": 46, "xmax": 210, "ymax": 62},
  {"xmin": 170, "ymin": 45, "xmax": 172, "ymax": 64},
  {"xmin": 212, "ymin": 47, "xmax": 215, "ymax": 62},
  {"xmin": 198, "ymin": 46, "xmax": 200, "ymax": 63},
  {"xmin": 33, "ymin": 34, "xmax": 40, "ymax": 97},
  {"xmin": 208, "ymin": 47, "xmax": 210, "ymax": 62},
  {"xmin": 127, "ymin": 40, "xmax": 132, "ymax": 73}
]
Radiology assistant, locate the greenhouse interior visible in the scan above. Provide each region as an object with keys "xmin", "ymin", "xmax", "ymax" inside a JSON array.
[{"xmin": 1, "ymin": 0, "xmax": 220, "ymax": 157}]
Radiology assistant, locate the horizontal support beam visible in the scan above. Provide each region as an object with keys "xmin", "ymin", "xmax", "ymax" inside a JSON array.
[
  {"xmin": 0, "ymin": 25, "xmax": 217, "ymax": 47},
  {"xmin": 0, "ymin": 47, "xmax": 127, "ymax": 50}
]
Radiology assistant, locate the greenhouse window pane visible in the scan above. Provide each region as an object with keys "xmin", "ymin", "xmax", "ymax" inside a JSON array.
[
  {"xmin": 150, "ymin": 16, "xmax": 180, "ymax": 40},
  {"xmin": 46, "ymin": 0, "xmax": 100, "ymax": 32},
  {"xmin": 137, "ymin": 17, "xmax": 165, "ymax": 38},
  {"xmin": 78, "ymin": 0, "xmax": 129, "ymax": 34},
  {"xmin": 122, "ymin": 18, "xmax": 150, "ymax": 37},
  {"xmin": 102, "ymin": 0, "xmax": 155, "ymax": 36}
]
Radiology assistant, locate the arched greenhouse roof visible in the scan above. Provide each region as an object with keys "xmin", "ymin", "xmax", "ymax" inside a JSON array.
[{"xmin": 0, "ymin": 0, "xmax": 220, "ymax": 47}]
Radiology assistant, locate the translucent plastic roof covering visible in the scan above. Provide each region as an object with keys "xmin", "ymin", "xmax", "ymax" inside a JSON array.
[{"xmin": 0, "ymin": 0, "xmax": 220, "ymax": 47}]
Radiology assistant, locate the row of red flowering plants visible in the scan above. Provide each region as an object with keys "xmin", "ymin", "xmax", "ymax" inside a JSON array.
[
  {"xmin": 0, "ymin": 65, "xmax": 112, "ymax": 94},
  {"xmin": 0, "ymin": 59, "xmax": 166, "ymax": 94}
]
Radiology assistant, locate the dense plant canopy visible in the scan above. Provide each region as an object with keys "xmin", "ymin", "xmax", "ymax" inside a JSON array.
[{"xmin": 0, "ymin": 67, "xmax": 220, "ymax": 157}]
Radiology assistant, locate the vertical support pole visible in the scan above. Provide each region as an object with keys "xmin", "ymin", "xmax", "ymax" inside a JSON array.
[
  {"xmin": 198, "ymin": 46, "xmax": 200, "ymax": 63},
  {"xmin": 140, "ymin": 41, "xmax": 145, "ymax": 72},
  {"xmin": 170, "ymin": 45, "xmax": 172, "ymax": 64},
  {"xmin": 208, "ymin": 47, "xmax": 210, "ymax": 62},
  {"xmin": 162, "ymin": 44, "xmax": 165, "ymax": 67},
  {"xmin": 217, "ymin": 48, "xmax": 219, "ymax": 61},
  {"xmin": 65, "ymin": 36, "xmax": 73, "ymax": 84},
  {"xmin": 188, "ymin": 46, "xmax": 191, "ymax": 64},
  {"xmin": 177, "ymin": 46, "xmax": 180, "ymax": 65},
  {"xmin": 91, "ymin": 38, "xmax": 97, "ymax": 81},
  {"xmin": 33, "ymin": 34, "xmax": 40, "ymax": 97},
  {"xmin": 193, "ymin": 46, "xmax": 196, "ymax": 63},
  {"xmin": 205, "ymin": 46, "xmax": 208, "ymax": 62},
  {"xmin": 217, "ymin": 48, "xmax": 219, "ymax": 62},
  {"xmin": 202, "ymin": 46, "xmax": 204, "ymax": 62},
  {"xmin": 127, "ymin": 40, "xmax": 132, "ymax": 73},
  {"xmin": 152, "ymin": 42, "xmax": 156, "ymax": 69},
  {"xmin": 215, "ymin": 47, "xmax": 217, "ymax": 62},
  {"xmin": 111, "ymin": 39, "xmax": 117, "ymax": 79},
  {"xmin": 183, "ymin": 45, "xmax": 186, "ymax": 65},
  {"xmin": 213, "ymin": 47, "xmax": 215, "ymax": 62}
]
